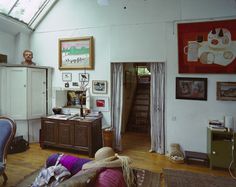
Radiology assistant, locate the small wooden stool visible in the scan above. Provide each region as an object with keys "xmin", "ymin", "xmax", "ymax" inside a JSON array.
[{"xmin": 185, "ymin": 151, "xmax": 209, "ymax": 167}]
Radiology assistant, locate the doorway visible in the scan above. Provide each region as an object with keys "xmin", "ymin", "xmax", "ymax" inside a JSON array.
[
  {"xmin": 121, "ymin": 63, "xmax": 151, "ymax": 151},
  {"xmin": 126, "ymin": 64, "xmax": 151, "ymax": 133},
  {"xmin": 111, "ymin": 62, "xmax": 165, "ymax": 153}
]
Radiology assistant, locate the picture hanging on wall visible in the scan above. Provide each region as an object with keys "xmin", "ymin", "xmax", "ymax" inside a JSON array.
[
  {"xmin": 92, "ymin": 80, "xmax": 107, "ymax": 94},
  {"xmin": 92, "ymin": 96, "xmax": 109, "ymax": 112},
  {"xmin": 176, "ymin": 77, "xmax": 207, "ymax": 100},
  {"xmin": 58, "ymin": 36, "xmax": 94, "ymax": 70},
  {"xmin": 217, "ymin": 82, "xmax": 236, "ymax": 101},
  {"xmin": 178, "ymin": 19, "xmax": 236, "ymax": 73},
  {"xmin": 79, "ymin": 73, "xmax": 89, "ymax": 82},
  {"xmin": 62, "ymin": 73, "xmax": 72, "ymax": 82}
]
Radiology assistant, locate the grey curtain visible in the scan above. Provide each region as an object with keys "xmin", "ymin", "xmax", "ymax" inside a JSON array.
[
  {"xmin": 111, "ymin": 63, "xmax": 123, "ymax": 151},
  {"xmin": 150, "ymin": 62, "xmax": 165, "ymax": 154}
]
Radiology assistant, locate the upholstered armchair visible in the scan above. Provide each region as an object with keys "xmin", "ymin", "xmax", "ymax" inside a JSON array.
[{"xmin": 0, "ymin": 116, "xmax": 16, "ymax": 184}]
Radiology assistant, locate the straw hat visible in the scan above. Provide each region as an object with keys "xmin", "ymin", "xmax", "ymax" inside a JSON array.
[
  {"xmin": 94, "ymin": 147, "xmax": 115, "ymax": 161},
  {"xmin": 82, "ymin": 147, "xmax": 130, "ymax": 169},
  {"xmin": 82, "ymin": 147, "xmax": 135, "ymax": 187}
]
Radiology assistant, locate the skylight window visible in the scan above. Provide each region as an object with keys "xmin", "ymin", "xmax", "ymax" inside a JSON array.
[
  {"xmin": 0, "ymin": 0, "xmax": 16, "ymax": 14},
  {"xmin": 0, "ymin": 0, "xmax": 52, "ymax": 28}
]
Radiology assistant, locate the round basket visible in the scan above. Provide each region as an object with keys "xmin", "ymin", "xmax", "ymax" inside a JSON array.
[{"xmin": 169, "ymin": 156, "xmax": 184, "ymax": 164}]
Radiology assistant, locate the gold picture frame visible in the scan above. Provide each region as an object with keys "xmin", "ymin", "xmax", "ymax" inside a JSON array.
[
  {"xmin": 217, "ymin": 82, "xmax": 236, "ymax": 101},
  {"xmin": 58, "ymin": 36, "xmax": 94, "ymax": 70}
]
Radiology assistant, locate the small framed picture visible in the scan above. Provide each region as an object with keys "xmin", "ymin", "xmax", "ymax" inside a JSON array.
[
  {"xmin": 217, "ymin": 82, "xmax": 236, "ymax": 101},
  {"xmin": 62, "ymin": 73, "xmax": 72, "ymax": 82},
  {"xmin": 176, "ymin": 77, "xmax": 207, "ymax": 100},
  {"xmin": 93, "ymin": 96, "xmax": 109, "ymax": 111},
  {"xmin": 79, "ymin": 73, "xmax": 89, "ymax": 82},
  {"xmin": 92, "ymin": 80, "xmax": 107, "ymax": 94}
]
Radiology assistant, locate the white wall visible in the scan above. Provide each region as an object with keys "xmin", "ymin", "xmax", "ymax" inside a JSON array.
[
  {"xmin": 0, "ymin": 13, "xmax": 32, "ymax": 63},
  {"xmin": 0, "ymin": 30, "xmax": 16, "ymax": 63},
  {"xmin": 30, "ymin": 0, "xmax": 236, "ymax": 153}
]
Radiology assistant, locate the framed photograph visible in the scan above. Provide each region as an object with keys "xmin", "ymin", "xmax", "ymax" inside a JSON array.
[
  {"xmin": 178, "ymin": 19, "xmax": 236, "ymax": 73},
  {"xmin": 92, "ymin": 80, "xmax": 107, "ymax": 94},
  {"xmin": 92, "ymin": 96, "xmax": 109, "ymax": 112},
  {"xmin": 62, "ymin": 73, "xmax": 72, "ymax": 82},
  {"xmin": 79, "ymin": 73, "xmax": 89, "ymax": 82},
  {"xmin": 58, "ymin": 36, "xmax": 94, "ymax": 70},
  {"xmin": 217, "ymin": 82, "xmax": 236, "ymax": 101},
  {"xmin": 176, "ymin": 77, "xmax": 207, "ymax": 100}
]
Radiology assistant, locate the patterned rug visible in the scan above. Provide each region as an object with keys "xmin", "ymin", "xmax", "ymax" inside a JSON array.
[
  {"xmin": 16, "ymin": 167, "xmax": 160, "ymax": 187},
  {"xmin": 163, "ymin": 168, "xmax": 236, "ymax": 187},
  {"xmin": 134, "ymin": 168, "xmax": 160, "ymax": 187}
]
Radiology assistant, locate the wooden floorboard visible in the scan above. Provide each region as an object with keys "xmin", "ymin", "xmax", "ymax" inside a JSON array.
[{"xmin": 0, "ymin": 132, "xmax": 232, "ymax": 187}]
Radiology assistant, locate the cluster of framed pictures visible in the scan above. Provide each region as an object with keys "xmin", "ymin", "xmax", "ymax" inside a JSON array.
[
  {"xmin": 62, "ymin": 72, "xmax": 108, "ymax": 94},
  {"xmin": 176, "ymin": 19, "xmax": 236, "ymax": 101},
  {"xmin": 176, "ymin": 77, "xmax": 236, "ymax": 101},
  {"xmin": 58, "ymin": 36, "xmax": 109, "ymax": 112}
]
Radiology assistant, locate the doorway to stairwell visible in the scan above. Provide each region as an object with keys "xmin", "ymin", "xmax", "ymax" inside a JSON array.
[
  {"xmin": 126, "ymin": 64, "xmax": 151, "ymax": 133},
  {"xmin": 121, "ymin": 63, "xmax": 151, "ymax": 151},
  {"xmin": 111, "ymin": 62, "xmax": 165, "ymax": 153}
]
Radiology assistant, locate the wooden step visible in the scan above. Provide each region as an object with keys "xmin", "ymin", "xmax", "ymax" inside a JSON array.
[
  {"xmin": 137, "ymin": 90, "xmax": 150, "ymax": 94},
  {"xmin": 135, "ymin": 112, "xmax": 148, "ymax": 118},
  {"xmin": 135, "ymin": 105, "xmax": 149, "ymax": 111},
  {"xmin": 135, "ymin": 100, "xmax": 149, "ymax": 105},
  {"xmin": 136, "ymin": 94, "xmax": 149, "ymax": 99},
  {"xmin": 127, "ymin": 82, "xmax": 150, "ymax": 133}
]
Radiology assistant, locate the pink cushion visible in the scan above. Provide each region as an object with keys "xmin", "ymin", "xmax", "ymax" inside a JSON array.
[{"xmin": 95, "ymin": 168, "xmax": 127, "ymax": 187}]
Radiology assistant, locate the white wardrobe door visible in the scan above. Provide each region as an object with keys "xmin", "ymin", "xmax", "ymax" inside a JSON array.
[
  {"xmin": 28, "ymin": 68, "xmax": 46, "ymax": 119},
  {"xmin": 7, "ymin": 67, "xmax": 27, "ymax": 119}
]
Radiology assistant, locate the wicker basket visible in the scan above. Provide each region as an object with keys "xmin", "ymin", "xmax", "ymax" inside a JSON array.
[
  {"xmin": 169, "ymin": 143, "xmax": 184, "ymax": 164},
  {"xmin": 169, "ymin": 156, "xmax": 184, "ymax": 164}
]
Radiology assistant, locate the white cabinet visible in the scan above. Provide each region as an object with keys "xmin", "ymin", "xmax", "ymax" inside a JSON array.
[{"xmin": 1, "ymin": 66, "xmax": 51, "ymax": 120}]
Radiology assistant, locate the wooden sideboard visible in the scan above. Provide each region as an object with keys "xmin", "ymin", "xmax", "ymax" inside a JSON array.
[{"xmin": 40, "ymin": 115, "xmax": 102, "ymax": 157}]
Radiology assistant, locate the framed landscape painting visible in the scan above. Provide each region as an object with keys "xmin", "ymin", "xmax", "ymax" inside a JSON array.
[
  {"xmin": 59, "ymin": 36, "xmax": 94, "ymax": 70},
  {"xmin": 176, "ymin": 77, "xmax": 207, "ymax": 100},
  {"xmin": 178, "ymin": 19, "xmax": 236, "ymax": 73},
  {"xmin": 217, "ymin": 82, "xmax": 236, "ymax": 101}
]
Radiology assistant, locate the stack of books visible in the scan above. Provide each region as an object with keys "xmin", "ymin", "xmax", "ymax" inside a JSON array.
[{"xmin": 208, "ymin": 120, "xmax": 226, "ymax": 131}]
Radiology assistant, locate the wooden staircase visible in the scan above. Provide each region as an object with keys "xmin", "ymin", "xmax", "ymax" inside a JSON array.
[{"xmin": 127, "ymin": 83, "xmax": 150, "ymax": 133}]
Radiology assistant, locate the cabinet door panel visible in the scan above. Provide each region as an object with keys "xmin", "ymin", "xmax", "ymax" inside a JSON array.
[
  {"xmin": 58, "ymin": 122, "xmax": 74, "ymax": 146},
  {"xmin": 43, "ymin": 121, "xmax": 57, "ymax": 144},
  {"xmin": 28, "ymin": 68, "xmax": 46, "ymax": 119},
  {"xmin": 211, "ymin": 140, "xmax": 232, "ymax": 168},
  {"xmin": 74, "ymin": 124, "xmax": 88, "ymax": 147},
  {"xmin": 6, "ymin": 68, "xmax": 27, "ymax": 119}
]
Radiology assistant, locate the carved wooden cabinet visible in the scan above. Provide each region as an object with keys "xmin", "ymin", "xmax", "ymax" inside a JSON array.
[{"xmin": 41, "ymin": 116, "xmax": 102, "ymax": 157}]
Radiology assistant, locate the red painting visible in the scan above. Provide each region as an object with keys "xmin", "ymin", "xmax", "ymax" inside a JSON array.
[
  {"xmin": 96, "ymin": 100, "xmax": 105, "ymax": 107},
  {"xmin": 178, "ymin": 19, "xmax": 236, "ymax": 73}
]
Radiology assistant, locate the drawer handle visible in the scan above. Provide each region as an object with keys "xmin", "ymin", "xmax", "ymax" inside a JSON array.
[{"xmin": 212, "ymin": 151, "xmax": 216, "ymax": 155}]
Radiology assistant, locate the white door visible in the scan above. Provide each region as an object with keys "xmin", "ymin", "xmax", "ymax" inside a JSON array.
[
  {"xmin": 6, "ymin": 67, "xmax": 27, "ymax": 119},
  {"xmin": 27, "ymin": 68, "xmax": 46, "ymax": 119}
]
